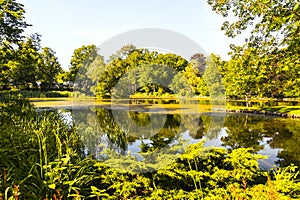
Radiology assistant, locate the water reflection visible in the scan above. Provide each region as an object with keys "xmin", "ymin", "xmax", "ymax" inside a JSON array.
[
  {"xmin": 222, "ymin": 114, "xmax": 300, "ymax": 168},
  {"xmin": 67, "ymin": 106, "xmax": 300, "ymax": 168}
]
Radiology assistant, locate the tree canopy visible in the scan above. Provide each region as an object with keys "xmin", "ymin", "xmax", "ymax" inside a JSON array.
[
  {"xmin": 0, "ymin": 1, "xmax": 64, "ymax": 92},
  {"xmin": 208, "ymin": 0, "xmax": 299, "ymax": 54},
  {"xmin": 208, "ymin": 0, "xmax": 300, "ymax": 99},
  {"xmin": 0, "ymin": 0, "xmax": 30, "ymax": 46},
  {"xmin": 91, "ymin": 45, "xmax": 208, "ymax": 98},
  {"xmin": 0, "ymin": 34, "xmax": 63, "ymax": 91}
]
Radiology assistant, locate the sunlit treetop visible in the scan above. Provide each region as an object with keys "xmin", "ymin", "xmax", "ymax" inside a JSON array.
[
  {"xmin": 0, "ymin": 0, "xmax": 30, "ymax": 46},
  {"xmin": 207, "ymin": 0, "xmax": 299, "ymax": 56}
]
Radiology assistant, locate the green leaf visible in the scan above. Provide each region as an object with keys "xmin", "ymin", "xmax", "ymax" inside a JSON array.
[{"xmin": 48, "ymin": 183, "xmax": 56, "ymax": 190}]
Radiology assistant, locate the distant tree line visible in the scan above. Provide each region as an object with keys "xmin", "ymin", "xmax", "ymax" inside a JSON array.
[{"xmin": 68, "ymin": 44, "xmax": 221, "ymax": 98}]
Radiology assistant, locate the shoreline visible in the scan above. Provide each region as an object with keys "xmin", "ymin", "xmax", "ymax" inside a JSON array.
[
  {"xmin": 226, "ymin": 109, "xmax": 300, "ymax": 118},
  {"xmin": 27, "ymin": 97, "xmax": 300, "ymax": 118}
]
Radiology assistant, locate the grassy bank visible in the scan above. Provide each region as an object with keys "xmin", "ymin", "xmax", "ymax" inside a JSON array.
[
  {"xmin": 0, "ymin": 90, "xmax": 73, "ymax": 98},
  {"xmin": 227, "ymin": 104, "xmax": 300, "ymax": 117}
]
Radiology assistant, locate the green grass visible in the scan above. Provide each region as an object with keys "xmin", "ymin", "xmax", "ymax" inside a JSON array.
[{"xmin": 227, "ymin": 104, "xmax": 300, "ymax": 116}]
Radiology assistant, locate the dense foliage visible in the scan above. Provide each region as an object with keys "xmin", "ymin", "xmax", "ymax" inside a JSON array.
[
  {"xmin": 0, "ymin": 1, "xmax": 65, "ymax": 92},
  {"xmin": 208, "ymin": 0, "xmax": 300, "ymax": 99},
  {"xmin": 0, "ymin": 96, "xmax": 300, "ymax": 199},
  {"xmin": 0, "ymin": 34, "xmax": 64, "ymax": 91},
  {"xmin": 0, "ymin": 0, "xmax": 29, "ymax": 45},
  {"xmin": 72, "ymin": 44, "xmax": 215, "ymax": 98}
]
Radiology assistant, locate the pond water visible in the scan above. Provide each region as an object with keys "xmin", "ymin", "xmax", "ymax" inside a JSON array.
[{"xmin": 43, "ymin": 99, "xmax": 300, "ymax": 169}]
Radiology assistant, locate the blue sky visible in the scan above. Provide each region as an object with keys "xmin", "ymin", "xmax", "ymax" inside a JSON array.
[{"xmin": 22, "ymin": 0, "xmax": 248, "ymax": 70}]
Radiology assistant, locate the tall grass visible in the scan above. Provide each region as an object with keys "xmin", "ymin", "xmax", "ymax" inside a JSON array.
[{"xmin": 0, "ymin": 95, "xmax": 97, "ymax": 199}]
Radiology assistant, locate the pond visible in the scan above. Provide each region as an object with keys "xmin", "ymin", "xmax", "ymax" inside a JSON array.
[{"xmin": 38, "ymin": 99, "xmax": 300, "ymax": 170}]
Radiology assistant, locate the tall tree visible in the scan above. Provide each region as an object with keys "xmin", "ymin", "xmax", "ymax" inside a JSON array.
[
  {"xmin": 0, "ymin": 0, "xmax": 30, "ymax": 46},
  {"xmin": 9, "ymin": 34, "xmax": 41, "ymax": 90},
  {"xmin": 0, "ymin": 44, "xmax": 14, "ymax": 89},
  {"xmin": 37, "ymin": 47, "xmax": 62, "ymax": 91},
  {"xmin": 208, "ymin": 0, "xmax": 300, "ymax": 98},
  {"xmin": 203, "ymin": 54, "xmax": 225, "ymax": 98},
  {"xmin": 183, "ymin": 61, "xmax": 208, "ymax": 96},
  {"xmin": 68, "ymin": 44, "xmax": 98, "ymax": 83},
  {"xmin": 207, "ymin": 0, "xmax": 299, "ymax": 55}
]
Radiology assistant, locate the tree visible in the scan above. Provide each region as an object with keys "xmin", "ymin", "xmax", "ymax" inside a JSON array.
[
  {"xmin": 96, "ymin": 45, "xmax": 147, "ymax": 98},
  {"xmin": 203, "ymin": 55, "xmax": 225, "ymax": 98},
  {"xmin": 9, "ymin": 34, "xmax": 41, "ymax": 90},
  {"xmin": 207, "ymin": 0, "xmax": 299, "ymax": 55},
  {"xmin": 96, "ymin": 45, "xmax": 191, "ymax": 98},
  {"xmin": 0, "ymin": 2, "xmax": 64, "ymax": 91},
  {"xmin": 208, "ymin": 0, "xmax": 300, "ymax": 99},
  {"xmin": 0, "ymin": 44, "xmax": 14, "ymax": 89},
  {"xmin": 67, "ymin": 44, "xmax": 100, "ymax": 96},
  {"xmin": 68, "ymin": 45, "xmax": 98, "ymax": 83},
  {"xmin": 183, "ymin": 60, "xmax": 208, "ymax": 96},
  {"xmin": 109, "ymin": 44, "xmax": 137, "ymax": 61},
  {"xmin": 37, "ymin": 47, "xmax": 62, "ymax": 91},
  {"xmin": 156, "ymin": 53, "xmax": 188, "ymax": 72},
  {"xmin": 0, "ymin": 33, "xmax": 64, "ymax": 91},
  {"xmin": 0, "ymin": 0, "xmax": 30, "ymax": 46},
  {"xmin": 219, "ymin": 48, "xmax": 262, "ymax": 99}
]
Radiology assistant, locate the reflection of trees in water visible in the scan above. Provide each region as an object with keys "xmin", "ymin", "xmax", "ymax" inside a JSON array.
[
  {"xmin": 250, "ymin": 117, "xmax": 300, "ymax": 167},
  {"xmin": 222, "ymin": 115, "xmax": 265, "ymax": 152},
  {"xmin": 73, "ymin": 107, "xmax": 104, "ymax": 157},
  {"xmin": 180, "ymin": 114, "xmax": 209, "ymax": 139},
  {"xmin": 74, "ymin": 105, "xmax": 223, "ymax": 154},
  {"xmin": 129, "ymin": 111, "xmax": 151, "ymax": 127},
  {"xmin": 95, "ymin": 108, "xmax": 182, "ymax": 155},
  {"xmin": 95, "ymin": 108, "xmax": 128, "ymax": 155},
  {"xmin": 222, "ymin": 114, "xmax": 300, "ymax": 167},
  {"xmin": 116, "ymin": 111, "xmax": 181, "ymax": 152},
  {"xmin": 204, "ymin": 114, "xmax": 225, "ymax": 140},
  {"xmin": 77, "ymin": 107, "xmax": 214, "ymax": 156},
  {"xmin": 74, "ymin": 106, "xmax": 300, "ymax": 168},
  {"xmin": 266, "ymin": 119, "xmax": 300, "ymax": 167},
  {"xmin": 74, "ymin": 107, "xmax": 128, "ymax": 157}
]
